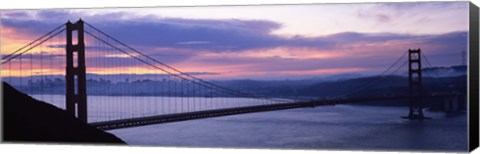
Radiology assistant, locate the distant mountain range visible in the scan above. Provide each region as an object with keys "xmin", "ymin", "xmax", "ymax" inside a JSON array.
[{"xmin": 3, "ymin": 65, "xmax": 467, "ymax": 100}]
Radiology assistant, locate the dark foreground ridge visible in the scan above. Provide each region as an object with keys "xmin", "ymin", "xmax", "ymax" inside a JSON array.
[{"xmin": 2, "ymin": 82, "xmax": 126, "ymax": 144}]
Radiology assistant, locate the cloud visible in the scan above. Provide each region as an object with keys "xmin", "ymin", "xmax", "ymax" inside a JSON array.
[
  {"xmin": 1, "ymin": 9, "xmax": 467, "ymax": 53},
  {"xmin": 1, "ymin": 8, "xmax": 468, "ymax": 79},
  {"xmin": 379, "ymin": 1, "xmax": 467, "ymax": 10},
  {"xmin": 1, "ymin": 11, "xmax": 31, "ymax": 19},
  {"xmin": 85, "ymin": 18, "xmax": 291, "ymax": 51},
  {"xmin": 0, "ymin": 18, "xmax": 64, "ymax": 37},
  {"xmin": 176, "ymin": 41, "xmax": 211, "ymax": 45},
  {"xmin": 1, "ymin": 10, "xmax": 324, "ymax": 51}
]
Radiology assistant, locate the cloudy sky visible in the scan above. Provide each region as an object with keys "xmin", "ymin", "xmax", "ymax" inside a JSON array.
[{"xmin": 0, "ymin": 2, "xmax": 469, "ymax": 80}]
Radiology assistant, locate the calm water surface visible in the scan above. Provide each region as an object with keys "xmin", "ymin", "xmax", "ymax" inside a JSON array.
[
  {"xmin": 107, "ymin": 103, "xmax": 467, "ymax": 152},
  {"xmin": 31, "ymin": 95, "xmax": 467, "ymax": 151}
]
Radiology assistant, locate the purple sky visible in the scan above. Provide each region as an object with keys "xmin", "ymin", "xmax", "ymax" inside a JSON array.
[{"xmin": 0, "ymin": 2, "xmax": 469, "ymax": 80}]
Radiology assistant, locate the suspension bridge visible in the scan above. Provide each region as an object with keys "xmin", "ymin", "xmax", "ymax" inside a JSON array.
[{"xmin": 1, "ymin": 20, "xmax": 464, "ymax": 130}]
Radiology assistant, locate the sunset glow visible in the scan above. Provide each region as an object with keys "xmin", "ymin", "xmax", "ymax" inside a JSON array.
[{"xmin": 0, "ymin": 2, "xmax": 469, "ymax": 80}]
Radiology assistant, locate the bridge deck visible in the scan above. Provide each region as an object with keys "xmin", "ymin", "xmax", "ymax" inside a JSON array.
[
  {"xmin": 90, "ymin": 101, "xmax": 317, "ymax": 130},
  {"xmin": 90, "ymin": 95, "xmax": 428, "ymax": 130}
]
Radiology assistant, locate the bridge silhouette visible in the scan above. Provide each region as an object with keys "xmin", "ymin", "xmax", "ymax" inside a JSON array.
[{"xmin": 1, "ymin": 20, "xmax": 463, "ymax": 130}]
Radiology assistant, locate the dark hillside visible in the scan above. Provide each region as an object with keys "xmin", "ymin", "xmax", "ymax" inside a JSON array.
[{"xmin": 2, "ymin": 82, "xmax": 126, "ymax": 144}]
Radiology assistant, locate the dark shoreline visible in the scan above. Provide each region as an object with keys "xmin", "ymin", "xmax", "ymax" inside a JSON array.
[{"xmin": 2, "ymin": 82, "xmax": 126, "ymax": 144}]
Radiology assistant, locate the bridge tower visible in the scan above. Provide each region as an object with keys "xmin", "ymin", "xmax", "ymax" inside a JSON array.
[
  {"xmin": 406, "ymin": 49, "xmax": 424, "ymax": 120},
  {"xmin": 66, "ymin": 19, "xmax": 87, "ymax": 123}
]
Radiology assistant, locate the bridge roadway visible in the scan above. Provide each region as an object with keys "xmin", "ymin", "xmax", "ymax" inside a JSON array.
[{"xmin": 90, "ymin": 95, "xmax": 447, "ymax": 130}]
